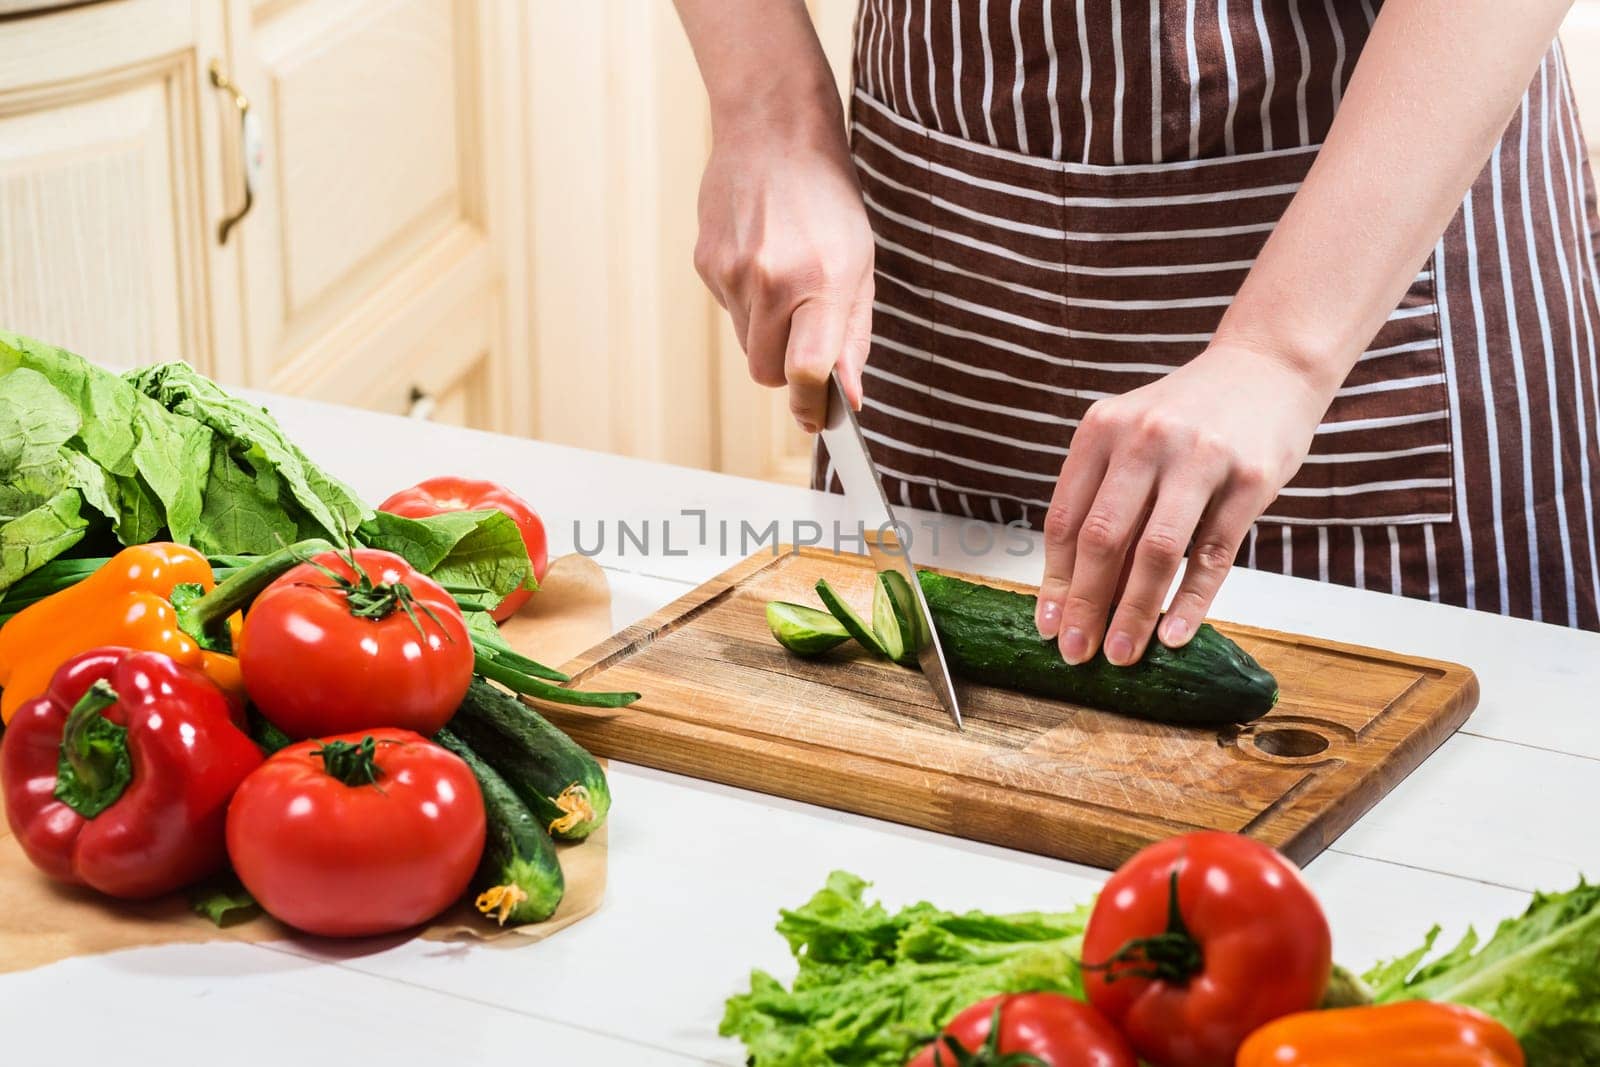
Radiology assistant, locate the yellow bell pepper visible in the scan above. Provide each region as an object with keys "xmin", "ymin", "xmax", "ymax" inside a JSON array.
[
  {"xmin": 1236, "ymin": 1002, "xmax": 1524, "ymax": 1067},
  {"xmin": 0, "ymin": 543, "xmax": 244, "ymax": 722}
]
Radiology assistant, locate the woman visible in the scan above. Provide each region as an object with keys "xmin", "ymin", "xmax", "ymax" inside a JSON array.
[{"xmin": 674, "ymin": 0, "xmax": 1600, "ymax": 667}]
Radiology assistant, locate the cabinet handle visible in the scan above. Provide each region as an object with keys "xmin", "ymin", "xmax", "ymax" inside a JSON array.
[
  {"xmin": 209, "ymin": 60, "xmax": 259, "ymax": 244},
  {"xmin": 406, "ymin": 385, "xmax": 437, "ymax": 421}
]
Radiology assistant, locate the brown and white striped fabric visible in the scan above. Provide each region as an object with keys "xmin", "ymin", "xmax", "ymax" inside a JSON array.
[{"xmin": 816, "ymin": 1, "xmax": 1600, "ymax": 630}]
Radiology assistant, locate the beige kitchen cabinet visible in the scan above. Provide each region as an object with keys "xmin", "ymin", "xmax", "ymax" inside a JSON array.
[
  {"xmin": 0, "ymin": 0, "xmax": 229, "ymax": 374},
  {"xmin": 0, "ymin": 0, "xmax": 523, "ymax": 433},
  {"xmin": 218, "ymin": 0, "xmax": 525, "ymax": 432}
]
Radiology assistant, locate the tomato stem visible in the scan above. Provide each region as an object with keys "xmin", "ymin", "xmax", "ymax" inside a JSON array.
[
  {"xmin": 313, "ymin": 736, "xmax": 384, "ymax": 787},
  {"xmin": 309, "ymin": 544, "xmax": 455, "ymax": 642},
  {"xmin": 1082, "ymin": 869, "xmax": 1204, "ymax": 986}
]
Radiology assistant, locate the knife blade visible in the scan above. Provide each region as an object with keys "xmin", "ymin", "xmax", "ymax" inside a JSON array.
[{"xmin": 819, "ymin": 372, "xmax": 964, "ymax": 730}]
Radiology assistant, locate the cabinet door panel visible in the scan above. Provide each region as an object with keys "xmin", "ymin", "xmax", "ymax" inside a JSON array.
[
  {"xmin": 0, "ymin": 83, "xmax": 187, "ymax": 369},
  {"xmin": 286, "ymin": 263, "xmax": 492, "ymax": 424},
  {"xmin": 0, "ymin": 0, "xmax": 217, "ymax": 374},
  {"xmin": 258, "ymin": 0, "xmax": 460, "ymax": 317},
  {"xmin": 232, "ymin": 0, "xmax": 500, "ymax": 429}
]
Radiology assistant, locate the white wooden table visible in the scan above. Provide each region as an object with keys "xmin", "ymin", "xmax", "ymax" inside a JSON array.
[{"xmin": 3, "ymin": 395, "xmax": 1596, "ymax": 1064}]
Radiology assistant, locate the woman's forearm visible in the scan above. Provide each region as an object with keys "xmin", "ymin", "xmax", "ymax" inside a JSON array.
[
  {"xmin": 1217, "ymin": 0, "xmax": 1574, "ymax": 395},
  {"xmin": 673, "ymin": 0, "xmax": 842, "ymax": 135},
  {"xmin": 673, "ymin": 0, "xmax": 877, "ymax": 427}
]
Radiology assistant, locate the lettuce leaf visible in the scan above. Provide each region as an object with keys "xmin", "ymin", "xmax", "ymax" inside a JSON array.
[
  {"xmin": 0, "ymin": 333, "xmax": 377, "ymax": 591},
  {"xmin": 2, "ymin": 333, "xmax": 213, "ymax": 543},
  {"xmin": 722, "ymin": 871, "xmax": 1091, "ymax": 1067},
  {"xmin": 0, "ymin": 489, "xmax": 89, "ymax": 590},
  {"xmin": 1365, "ymin": 880, "xmax": 1600, "ymax": 1065},
  {"xmin": 358, "ymin": 508, "xmax": 534, "ymax": 603},
  {"xmin": 124, "ymin": 361, "xmax": 370, "ymax": 540}
]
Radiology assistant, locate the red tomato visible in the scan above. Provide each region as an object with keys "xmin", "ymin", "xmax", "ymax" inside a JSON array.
[
  {"xmin": 1081, "ymin": 832, "xmax": 1332, "ymax": 1067},
  {"xmin": 239, "ymin": 549, "xmax": 472, "ymax": 739},
  {"xmin": 379, "ymin": 476, "xmax": 548, "ymax": 621},
  {"xmin": 226, "ymin": 729, "xmax": 485, "ymax": 937},
  {"xmin": 907, "ymin": 993, "xmax": 1136, "ymax": 1067}
]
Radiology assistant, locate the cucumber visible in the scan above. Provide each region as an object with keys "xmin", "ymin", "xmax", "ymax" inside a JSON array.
[
  {"xmin": 874, "ymin": 571, "xmax": 924, "ymax": 667},
  {"xmin": 870, "ymin": 576, "xmax": 906, "ymax": 661},
  {"xmin": 766, "ymin": 601, "xmax": 850, "ymax": 656},
  {"xmin": 815, "ymin": 578, "xmax": 893, "ymax": 659},
  {"xmin": 917, "ymin": 571, "xmax": 1278, "ymax": 726},
  {"xmin": 435, "ymin": 726, "xmax": 564, "ymax": 925},
  {"xmin": 446, "ymin": 678, "xmax": 611, "ymax": 840}
]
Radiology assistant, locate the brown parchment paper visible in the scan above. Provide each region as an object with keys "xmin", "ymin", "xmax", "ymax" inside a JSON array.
[{"xmin": 0, "ymin": 554, "xmax": 616, "ymax": 975}]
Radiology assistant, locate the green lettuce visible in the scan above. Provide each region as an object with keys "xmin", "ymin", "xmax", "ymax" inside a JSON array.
[
  {"xmin": 722, "ymin": 871, "xmax": 1091, "ymax": 1067},
  {"xmin": 0, "ymin": 332, "xmax": 538, "ymax": 621},
  {"xmin": 0, "ymin": 333, "xmax": 372, "ymax": 590},
  {"xmin": 1365, "ymin": 880, "xmax": 1600, "ymax": 1065},
  {"xmin": 357, "ymin": 508, "xmax": 534, "ymax": 604},
  {"xmin": 124, "ymin": 360, "xmax": 370, "ymax": 545},
  {"xmin": 2, "ymin": 333, "xmax": 213, "ymax": 545}
]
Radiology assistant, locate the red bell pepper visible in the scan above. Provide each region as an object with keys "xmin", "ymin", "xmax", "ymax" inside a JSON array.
[{"xmin": 0, "ymin": 648, "xmax": 263, "ymax": 899}]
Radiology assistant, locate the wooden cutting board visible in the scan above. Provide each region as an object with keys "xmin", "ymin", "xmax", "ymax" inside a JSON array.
[{"xmin": 538, "ymin": 547, "xmax": 1479, "ymax": 869}]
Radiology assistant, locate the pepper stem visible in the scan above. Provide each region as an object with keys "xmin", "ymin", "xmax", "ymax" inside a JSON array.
[
  {"xmin": 313, "ymin": 736, "xmax": 384, "ymax": 787},
  {"xmin": 179, "ymin": 538, "xmax": 335, "ymax": 636},
  {"xmin": 1081, "ymin": 869, "xmax": 1204, "ymax": 985},
  {"xmin": 54, "ymin": 680, "xmax": 134, "ymax": 819}
]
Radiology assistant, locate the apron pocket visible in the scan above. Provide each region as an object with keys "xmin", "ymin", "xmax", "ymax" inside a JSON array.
[
  {"xmin": 1055, "ymin": 144, "xmax": 1452, "ymax": 526},
  {"xmin": 850, "ymin": 88, "xmax": 1454, "ymax": 528}
]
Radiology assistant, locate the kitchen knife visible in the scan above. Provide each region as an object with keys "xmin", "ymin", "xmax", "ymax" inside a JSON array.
[{"xmin": 819, "ymin": 372, "xmax": 964, "ymax": 730}]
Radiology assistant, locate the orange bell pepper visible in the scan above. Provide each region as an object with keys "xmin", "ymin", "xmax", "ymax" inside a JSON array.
[
  {"xmin": 1236, "ymin": 1002, "xmax": 1524, "ymax": 1067},
  {"xmin": 0, "ymin": 543, "xmax": 245, "ymax": 722}
]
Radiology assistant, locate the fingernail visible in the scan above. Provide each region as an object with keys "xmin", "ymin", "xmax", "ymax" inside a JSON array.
[
  {"xmin": 1105, "ymin": 632, "xmax": 1134, "ymax": 665},
  {"xmin": 1036, "ymin": 599, "xmax": 1062, "ymax": 638},
  {"xmin": 1062, "ymin": 626, "xmax": 1088, "ymax": 663},
  {"xmin": 797, "ymin": 419, "xmax": 817, "ymax": 434},
  {"xmin": 1161, "ymin": 616, "xmax": 1190, "ymax": 646}
]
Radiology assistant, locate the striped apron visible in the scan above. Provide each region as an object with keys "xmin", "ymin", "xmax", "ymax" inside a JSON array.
[{"xmin": 817, "ymin": 0, "xmax": 1600, "ymax": 631}]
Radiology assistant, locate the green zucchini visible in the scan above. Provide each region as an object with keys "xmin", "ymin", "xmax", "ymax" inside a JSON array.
[
  {"xmin": 767, "ymin": 601, "xmax": 850, "ymax": 655},
  {"xmin": 435, "ymin": 726, "xmax": 564, "ymax": 925},
  {"xmin": 815, "ymin": 578, "xmax": 892, "ymax": 659},
  {"xmin": 446, "ymin": 678, "xmax": 611, "ymax": 840},
  {"xmin": 917, "ymin": 571, "xmax": 1278, "ymax": 725}
]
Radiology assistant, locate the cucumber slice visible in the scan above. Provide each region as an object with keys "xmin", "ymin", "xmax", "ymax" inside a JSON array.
[
  {"xmin": 815, "ymin": 579, "xmax": 893, "ymax": 659},
  {"xmin": 871, "ymin": 575, "xmax": 906, "ymax": 661},
  {"xmin": 875, "ymin": 570, "xmax": 924, "ymax": 667},
  {"xmin": 766, "ymin": 601, "xmax": 851, "ymax": 656}
]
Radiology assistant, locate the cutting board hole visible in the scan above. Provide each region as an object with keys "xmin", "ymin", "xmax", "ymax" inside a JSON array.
[{"xmin": 1253, "ymin": 727, "xmax": 1331, "ymax": 758}]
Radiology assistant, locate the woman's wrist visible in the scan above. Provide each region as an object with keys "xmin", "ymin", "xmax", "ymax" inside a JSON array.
[
  {"xmin": 1208, "ymin": 307, "xmax": 1359, "ymax": 406},
  {"xmin": 1195, "ymin": 331, "xmax": 1344, "ymax": 421},
  {"xmin": 707, "ymin": 70, "xmax": 845, "ymax": 149}
]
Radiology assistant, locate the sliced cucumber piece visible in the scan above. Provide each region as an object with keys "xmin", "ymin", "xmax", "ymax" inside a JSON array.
[
  {"xmin": 875, "ymin": 570, "xmax": 924, "ymax": 667},
  {"xmin": 871, "ymin": 576, "xmax": 906, "ymax": 661},
  {"xmin": 766, "ymin": 601, "xmax": 851, "ymax": 656},
  {"xmin": 815, "ymin": 578, "xmax": 893, "ymax": 659}
]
